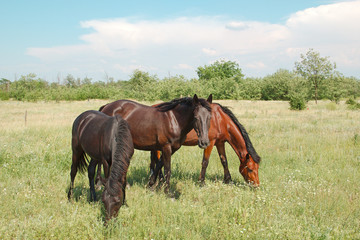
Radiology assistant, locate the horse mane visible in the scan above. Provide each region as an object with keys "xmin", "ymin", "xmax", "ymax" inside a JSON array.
[
  {"xmin": 98, "ymin": 104, "xmax": 107, "ymax": 112},
  {"xmin": 106, "ymin": 117, "xmax": 133, "ymax": 196},
  {"xmin": 155, "ymin": 97, "xmax": 212, "ymax": 112},
  {"xmin": 216, "ymin": 104, "xmax": 261, "ymax": 163}
]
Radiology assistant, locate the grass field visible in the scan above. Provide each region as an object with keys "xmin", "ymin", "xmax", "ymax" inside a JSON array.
[{"xmin": 0, "ymin": 99, "xmax": 359, "ymax": 239}]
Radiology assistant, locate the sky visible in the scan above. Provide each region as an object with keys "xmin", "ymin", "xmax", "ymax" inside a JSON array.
[{"xmin": 1, "ymin": 0, "xmax": 360, "ymax": 82}]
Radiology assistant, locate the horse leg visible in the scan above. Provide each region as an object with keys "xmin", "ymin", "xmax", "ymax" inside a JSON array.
[
  {"xmin": 162, "ymin": 145, "xmax": 172, "ymax": 194},
  {"xmin": 199, "ymin": 140, "xmax": 216, "ymax": 183},
  {"xmin": 156, "ymin": 151, "xmax": 164, "ymax": 180},
  {"xmin": 95, "ymin": 160, "xmax": 103, "ymax": 190},
  {"xmin": 149, "ymin": 150, "xmax": 165, "ymax": 187},
  {"xmin": 103, "ymin": 158, "xmax": 110, "ymax": 181},
  {"xmin": 216, "ymin": 142, "xmax": 232, "ymax": 184},
  {"xmin": 149, "ymin": 151, "xmax": 158, "ymax": 186},
  {"xmin": 95, "ymin": 158, "xmax": 107, "ymax": 189},
  {"xmin": 149, "ymin": 151, "xmax": 157, "ymax": 187},
  {"xmin": 68, "ymin": 149, "xmax": 82, "ymax": 200},
  {"xmin": 88, "ymin": 158, "xmax": 97, "ymax": 202}
]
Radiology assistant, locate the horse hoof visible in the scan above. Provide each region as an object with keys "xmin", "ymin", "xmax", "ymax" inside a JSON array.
[
  {"xmin": 147, "ymin": 182, "xmax": 155, "ymax": 190},
  {"xmin": 67, "ymin": 190, "xmax": 72, "ymax": 200},
  {"xmin": 224, "ymin": 178, "xmax": 232, "ymax": 184},
  {"xmin": 95, "ymin": 183, "xmax": 102, "ymax": 191}
]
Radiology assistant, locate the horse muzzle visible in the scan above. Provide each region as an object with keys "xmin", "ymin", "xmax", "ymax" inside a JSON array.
[
  {"xmin": 247, "ymin": 179, "xmax": 260, "ymax": 188},
  {"xmin": 198, "ymin": 139, "xmax": 210, "ymax": 149}
]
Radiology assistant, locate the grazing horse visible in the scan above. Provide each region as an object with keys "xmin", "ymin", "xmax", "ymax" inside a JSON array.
[
  {"xmin": 152, "ymin": 103, "xmax": 261, "ymax": 186},
  {"xmin": 100, "ymin": 94, "xmax": 212, "ymax": 192},
  {"xmin": 67, "ymin": 110, "xmax": 134, "ymax": 221}
]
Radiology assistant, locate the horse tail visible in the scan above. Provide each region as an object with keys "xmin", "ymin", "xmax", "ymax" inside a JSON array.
[
  {"xmin": 216, "ymin": 104, "xmax": 261, "ymax": 163},
  {"xmin": 78, "ymin": 152, "xmax": 89, "ymax": 173},
  {"xmin": 71, "ymin": 115, "xmax": 90, "ymax": 173},
  {"xmin": 106, "ymin": 116, "xmax": 134, "ymax": 196}
]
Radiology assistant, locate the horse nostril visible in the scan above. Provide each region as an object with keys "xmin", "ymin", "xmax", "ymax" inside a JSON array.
[
  {"xmin": 249, "ymin": 180, "xmax": 260, "ymax": 188},
  {"xmin": 198, "ymin": 140, "xmax": 209, "ymax": 149}
]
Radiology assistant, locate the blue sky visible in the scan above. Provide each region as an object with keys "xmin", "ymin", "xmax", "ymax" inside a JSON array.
[{"xmin": 1, "ymin": 0, "xmax": 359, "ymax": 82}]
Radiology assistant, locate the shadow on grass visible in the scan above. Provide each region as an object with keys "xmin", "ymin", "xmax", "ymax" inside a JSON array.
[
  {"xmin": 68, "ymin": 162, "xmax": 249, "ymax": 205},
  {"xmin": 170, "ymin": 167, "xmax": 246, "ymax": 186},
  {"xmin": 68, "ymin": 185, "xmax": 104, "ymax": 203},
  {"xmin": 68, "ymin": 164, "xmax": 251, "ymax": 224},
  {"xmin": 146, "ymin": 167, "xmax": 249, "ymax": 199},
  {"xmin": 127, "ymin": 165, "xmax": 149, "ymax": 186}
]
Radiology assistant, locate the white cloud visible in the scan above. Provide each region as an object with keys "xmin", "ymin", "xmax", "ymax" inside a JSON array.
[
  {"xmin": 225, "ymin": 21, "xmax": 249, "ymax": 31},
  {"xmin": 25, "ymin": 1, "xmax": 360, "ymax": 80},
  {"xmin": 174, "ymin": 64, "xmax": 194, "ymax": 70},
  {"xmin": 202, "ymin": 48, "xmax": 217, "ymax": 56},
  {"xmin": 246, "ymin": 61, "xmax": 266, "ymax": 70}
]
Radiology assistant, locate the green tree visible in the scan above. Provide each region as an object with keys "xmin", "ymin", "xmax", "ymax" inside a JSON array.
[
  {"xmin": 319, "ymin": 72, "xmax": 346, "ymax": 103},
  {"xmin": 196, "ymin": 59, "xmax": 244, "ymax": 82},
  {"xmin": 240, "ymin": 77, "xmax": 262, "ymax": 100},
  {"xmin": 158, "ymin": 75, "xmax": 192, "ymax": 100},
  {"xmin": 196, "ymin": 59, "xmax": 245, "ymax": 99},
  {"xmin": 0, "ymin": 78, "xmax": 11, "ymax": 100},
  {"xmin": 128, "ymin": 69, "xmax": 158, "ymax": 100},
  {"xmin": 295, "ymin": 49, "xmax": 336, "ymax": 104},
  {"xmin": 64, "ymin": 74, "xmax": 78, "ymax": 88},
  {"xmin": 81, "ymin": 77, "xmax": 92, "ymax": 85},
  {"xmin": 10, "ymin": 73, "xmax": 49, "ymax": 101},
  {"xmin": 261, "ymin": 69, "xmax": 297, "ymax": 100}
]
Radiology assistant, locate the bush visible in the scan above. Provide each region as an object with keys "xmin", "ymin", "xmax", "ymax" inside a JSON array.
[
  {"xmin": 289, "ymin": 92, "xmax": 307, "ymax": 110},
  {"xmin": 346, "ymin": 98, "xmax": 360, "ymax": 110},
  {"xmin": 261, "ymin": 69, "xmax": 296, "ymax": 100},
  {"xmin": 346, "ymin": 98, "xmax": 356, "ymax": 105}
]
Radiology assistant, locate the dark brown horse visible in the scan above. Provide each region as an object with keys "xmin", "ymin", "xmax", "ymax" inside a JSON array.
[
  {"xmin": 67, "ymin": 110, "xmax": 134, "ymax": 221},
  {"xmin": 100, "ymin": 94, "xmax": 212, "ymax": 192},
  {"xmin": 152, "ymin": 103, "xmax": 261, "ymax": 186}
]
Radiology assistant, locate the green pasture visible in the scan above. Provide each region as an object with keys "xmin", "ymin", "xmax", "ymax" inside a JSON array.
[{"xmin": 0, "ymin": 100, "xmax": 359, "ymax": 239}]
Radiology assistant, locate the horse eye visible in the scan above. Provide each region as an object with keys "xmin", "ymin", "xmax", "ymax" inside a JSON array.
[{"xmin": 247, "ymin": 168, "xmax": 253, "ymax": 173}]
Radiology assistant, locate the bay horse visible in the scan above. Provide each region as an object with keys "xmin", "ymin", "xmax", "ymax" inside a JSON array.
[
  {"xmin": 152, "ymin": 103, "xmax": 261, "ymax": 187},
  {"xmin": 100, "ymin": 94, "xmax": 212, "ymax": 192},
  {"xmin": 67, "ymin": 110, "xmax": 134, "ymax": 221}
]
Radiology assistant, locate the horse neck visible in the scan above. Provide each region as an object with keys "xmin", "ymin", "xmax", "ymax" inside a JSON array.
[
  {"xmin": 171, "ymin": 104, "xmax": 195, "ymax": 136},
  {"xmin": 222, "ymin": 113, "xmax": 248, "ymax": 161}
]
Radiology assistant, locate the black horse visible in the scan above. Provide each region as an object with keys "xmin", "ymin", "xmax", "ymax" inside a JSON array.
[{"xmin": 67, "ymin": 110, "xmax": 134, "ymax": 221}]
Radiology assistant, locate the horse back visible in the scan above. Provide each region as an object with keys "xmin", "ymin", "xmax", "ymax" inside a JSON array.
[
  {"xmin": 101, "ymin": 100, "xmax": 170, "ymax": 150},
  {"xmin": 72, "ymin": 110, "xmax": 116, "ymax": 159}
]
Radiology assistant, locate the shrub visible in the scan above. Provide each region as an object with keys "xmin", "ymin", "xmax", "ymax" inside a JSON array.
[
  {"xmin": 346, "ymin": 98, "xmax": 356, "ymax": 105},
  {"xmin": 346, "ymin": 98, "xmax": 360, "ymax": 110},
  {"xmin": 289, "ymin": 92, "xmax": 307, "ymax": 110},
  {"xmin": 261, "ymin": 69, "xmax": 296, "ymax": 100},
  {"xmin": 0, "ymin": 91, "xmax": 10, "ymax": 100}
]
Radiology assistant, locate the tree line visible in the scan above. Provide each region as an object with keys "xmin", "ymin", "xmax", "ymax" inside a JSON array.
[{"xmin": 1, "ymin": 49, "xmax": 359, "ymax": 109}]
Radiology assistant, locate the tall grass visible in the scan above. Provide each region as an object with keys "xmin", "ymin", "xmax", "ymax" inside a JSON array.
[{"xmin": 0, "ymin": 100, "xmax": 359, "ymax": 239}]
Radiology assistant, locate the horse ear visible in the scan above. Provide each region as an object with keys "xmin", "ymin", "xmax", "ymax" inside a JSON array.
[
  {"xmin": 193, "ymin": 94, "xmax": 199, "ymax": 104},
  {"xmin": 207, "ymin": 94, "xmax": 213, "ymax": 104}
]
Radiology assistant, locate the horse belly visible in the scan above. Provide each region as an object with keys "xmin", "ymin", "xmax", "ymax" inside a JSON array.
[
  {"xmin": 126, "ymin": 112, "xmax": 166, "ymax": 151},
  {"xmin": 131, "ymin": 133, "xmax": 159, "ymax": 151}
]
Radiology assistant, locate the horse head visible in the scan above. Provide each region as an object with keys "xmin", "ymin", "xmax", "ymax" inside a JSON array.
[
  {"xmin": 102, "ymin": 181, "xmax": 125, "ymax": 222},
  {"xmin": 239, "ymin": 153, "xmax": 260, "ymax": 187},
  {"xmin": 192, "ymin": 94, "xmax": 212, "ymax": 149}
]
